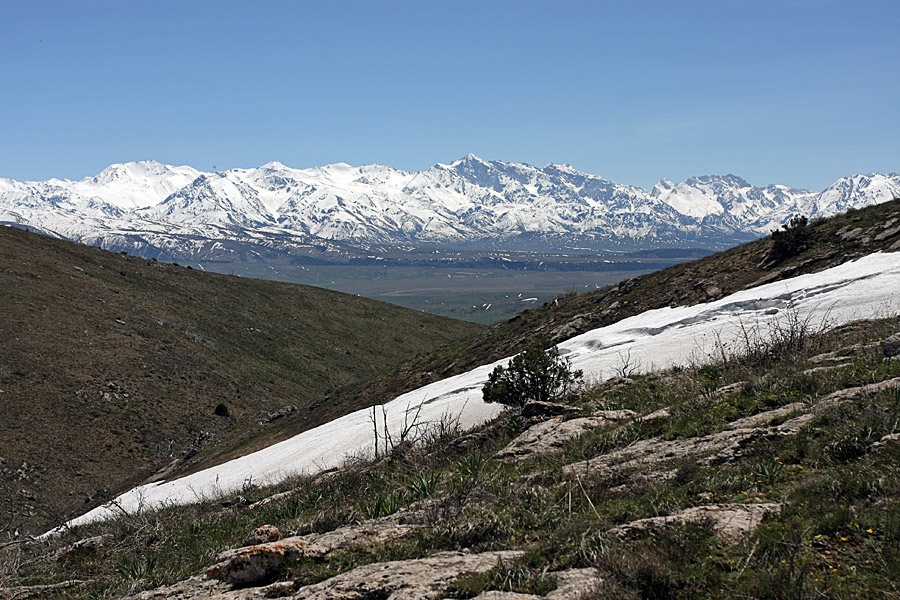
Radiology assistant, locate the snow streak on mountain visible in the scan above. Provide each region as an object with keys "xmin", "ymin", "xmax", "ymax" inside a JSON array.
[{"xmin": 2, "ymin": 156, "xmax": 898, "ymax": 256}]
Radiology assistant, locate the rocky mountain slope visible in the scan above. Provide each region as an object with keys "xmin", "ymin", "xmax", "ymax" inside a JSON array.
[
  {"xmin": 0, "ymin": 226, "xmax": 481, "ymax": 535},
  {"xmin": 3, "ymin": 199, "xmax": 900, "ymax": 599},
  {"xmin": 2, "ymin": 157, "xmax": 897, "ymax": 259},
  {"xmin": 4, "ymin": 277, "xmax": 900, "ymax": 598}
]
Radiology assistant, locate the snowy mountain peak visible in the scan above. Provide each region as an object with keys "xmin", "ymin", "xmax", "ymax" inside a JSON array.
[
  {"xmin": 2, "ymin": 157, "xmax": 898, "ymax": 254},
  {"xmin": 259, "ymin": 160, "xmax": 288, "ymax": 171},
  {"xmin": 450, "ymin": 153, "xmax": 489, "ymax": 166}
]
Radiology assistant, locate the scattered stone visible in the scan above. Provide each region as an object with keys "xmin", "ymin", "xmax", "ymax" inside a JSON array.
[
  {"xmin": 880, "ymin": 333, "xmax": 900, "ymax": 357},
  {"xmin": 242, "ymin": 525, "xmax": 281, "ymax": 547},
  {"xmin": 264, "ymin": 405, "xmax": 298, "ymax": 423},
  {"xmin": 521, "ymin": 401, "xmax": 581, "ymax": 419},
  {"xmin": 608, "ymin": 503, "xmax": 781, "ymax": 541}
]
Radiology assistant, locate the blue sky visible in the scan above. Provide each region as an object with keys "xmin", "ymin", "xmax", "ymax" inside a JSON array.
[{"xmin": 1, "ymin": 0, "xmax": 897, "ymax": 190}]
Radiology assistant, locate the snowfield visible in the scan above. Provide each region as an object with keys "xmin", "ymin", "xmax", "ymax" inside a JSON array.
[
  {"xmin": 4, "ymin": 157, "xmax": 899, "ymax": 254},
  {"xmin": 54, "ymin": 252, "xmax": 900, "ymax": 533}
]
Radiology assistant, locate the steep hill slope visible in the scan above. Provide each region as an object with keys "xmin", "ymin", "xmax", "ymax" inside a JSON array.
[
  {"xmin": 121, "ymin": 199, "xmax": 900, "ymax": 515},
  {"xmin": 289, "ymin": 199, "xmax": 900, "ymax": 439},
  {"xmin": 4, "ymin": 206, "xmax": 900, "ymax": 599},
  {"xmin": 0, "ymin": 226, "xmax": 481, "ymax": 534}
]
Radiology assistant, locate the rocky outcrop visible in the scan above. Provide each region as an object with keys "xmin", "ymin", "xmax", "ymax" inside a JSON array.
[
  {"xmin": 565, "ymin": 378, "xmax": 900, "ymax": 482},
  {"xmin": 608, "ymin": 503, "xmax": 781, "ymax": 541},
  {"xmin": 0, "ymin": 580, "xmax": 93, "ymax": 600},
  {"xmin": 290, "ymin": 550, "xmax": 523, "ymax": 600},
  {"xmin": 241, "ymin": 525, "xmax": 280, "ymax": 547},
  {"xmin": 469, "ymin": 568, "xmax": 600, "ymax": 599},
  {"xmin": 207, "ymin": 521, "xmax": 423, "ymax": 585},
  {"xmin": 496, "ymin": 412, "xmax": 634, "ymax": 461},
  {"xmin": 520, "ymin": 401, "xmax": 581, "ymax": 419}
]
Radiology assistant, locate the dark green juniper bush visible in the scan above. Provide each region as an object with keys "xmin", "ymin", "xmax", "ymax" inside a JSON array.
[{"xmin": 482, "ymin": 341, "xmax": 583, "ymax": 409}]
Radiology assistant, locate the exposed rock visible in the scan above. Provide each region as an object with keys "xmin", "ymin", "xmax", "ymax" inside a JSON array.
[
  {"xmin": 123, "ymin": 575, "xmax": 234, "ymax": 599},
  {"xmin": 565, "ymin": 379, "xmax": 900, "ymax": 482},
  {"xmin": 593, "ymin": 376, "xmax": 634, "ymax": 393},
  {"xmin": 264, "ymin": 405, "xmax": 298, "ymax": 423},
  {"xmin": 640, "ymin": 407, "xmax": 670, "ymax": 422},
  {"xmin": 496, "ymin": 416, "xmax": 611, "ymax": 461},
  {"xmin": 247, "ymin": 489, "xmax": 301, "ymax": 511},
  {"xmin": 469, "ymin": 593, "xmax": 536, "ymax": 599},
  {"xmin": 711, "ymin": 381, "xmax": 747, "ymax": 398},
  {"xmin": 242, "ymin": 525, "xmax": 280, "ymax": 547},
  {"xmin": 814, "ymin": 377, "xmax": 900, "ymax": 411},
  {"xmin": 208, "ymin": 521, "xmax": 422, "ymax": 585},
  {"xmin": 0, "ymin": 580, "xmax": 92, "ymax": 599},
  {"xmin": 592, "ymin": 409, "xmax": 637, "ymax": 421},
  {"xmin": 608, "ymin": 503, "xmax": 781, "ymax": 541},
  {"xmin": 870, "ymin": 433, "xmax": 900, "ymax": 453},
  {"xmin": 808, "ymin": 332, "xmax": 900, "ymax": 368},
  {"xmin": 446, "ymin": 431, "xmax": 491, "ymax": 454},
  {"xmin": 521, "ymin": 401, "xmax": 581, "ymax": 419},
  {"xmin": 291, "ymin": 550, "xmax": 522, "ymax": 600},
  {"xmin": 874, "ymin": 225, "xmax": 900, "ymax": 241},
  {"xmin": 53, "ymin": 534, "xmax": 110, "ymax": 561},
  {"xmin": 467, "ymin": 567, "xmax": 600, "ymax": 600},
  {"xmin": 563, "ymin": 427, "xmax": 769, "ymax": 480},
  {"xmin": 550, "ymin": 316, "xmax": 592, "ymax": 343},
  {"xmin": 703, "ymin": 284, "xmax": 723, "ymax": 299},
  {"xmin": 802, "ymin": 364, "xmax": 851, "ymax": 376},
  {"xmin": 881, "ymin": 333, "xmax": 900, "ymax": 357},
  {"xmin": 727, "ymin": 403, "xmax": 806, "ymax": 430}
]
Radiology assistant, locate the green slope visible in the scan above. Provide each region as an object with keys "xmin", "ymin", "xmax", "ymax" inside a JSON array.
[{"xmin": 0, "ymin": 226, "xmax": 481, "ymax": 534}]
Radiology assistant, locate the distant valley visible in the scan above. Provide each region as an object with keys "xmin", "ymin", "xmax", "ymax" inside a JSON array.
[{"xmin": 3, "ymin": 155, "xmax": 895, "ymax": 321}]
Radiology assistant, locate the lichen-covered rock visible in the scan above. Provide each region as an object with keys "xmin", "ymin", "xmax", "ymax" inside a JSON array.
[
  {"xmin": 207, "ymin": 522, "xmax": 422, "ymax": 585},
  {"xmin": 242, "ymin": 525, "xmax": 280, "ymax": 547}
]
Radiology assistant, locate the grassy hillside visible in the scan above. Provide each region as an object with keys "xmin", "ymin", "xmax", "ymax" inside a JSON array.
[
  {"xmin": 325, "ymin": 199, "xmax": 900, "ymax": 418},
  {"xmin": 4, "ymin": 305, "xmax": 899, "ymax": 598},
  {"xmin": 0, "ymin": 226, "xmax": 482, "ymax": 534}
]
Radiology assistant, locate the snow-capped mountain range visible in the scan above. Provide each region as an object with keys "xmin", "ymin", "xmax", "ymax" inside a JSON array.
[{"xmin": 1, "ymin": 155, "xmax": 898, "ymax": 258}]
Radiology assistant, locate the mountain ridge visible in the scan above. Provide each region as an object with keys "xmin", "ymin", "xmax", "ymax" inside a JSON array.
[{"xmin": 2, "ymin": 157, "xmax": 898, "ymax": 258}]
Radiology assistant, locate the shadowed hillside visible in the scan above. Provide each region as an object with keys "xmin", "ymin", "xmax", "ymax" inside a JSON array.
[{"xmin": 0, "ymin": 226, "xmax": 481, "ymax": 534}]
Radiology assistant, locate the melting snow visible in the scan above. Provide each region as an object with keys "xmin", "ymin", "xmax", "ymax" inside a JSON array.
[{"xmin": 53, "ymin": 252, "xmax": 900, "ymax": 533}]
